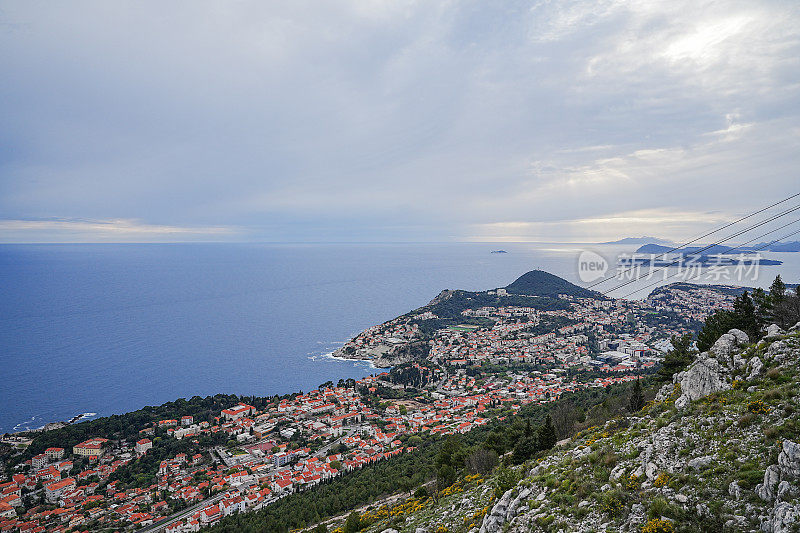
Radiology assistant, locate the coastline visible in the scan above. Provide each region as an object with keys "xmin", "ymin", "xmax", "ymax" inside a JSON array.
[{"xmin": 310, "ymin": 350, "xmax": 389, "ymax": 370}]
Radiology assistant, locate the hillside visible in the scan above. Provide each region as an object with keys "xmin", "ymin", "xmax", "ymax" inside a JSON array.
[
  {"xmin": 503, "ymin": 270, "xmax": 603, "ymax": 299},
  {"xmin": 635, "ymin": 244, "xmax": 738, "ymax": 255},
  {"xmin": 322, "ymin": 323, "xmax": 800, "ymax": 533},
  {"xmin": 333, "ymin": 270, "xmax": 589, "ymax": 365}
]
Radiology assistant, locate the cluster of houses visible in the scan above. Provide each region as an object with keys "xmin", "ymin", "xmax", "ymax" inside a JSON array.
[{"xmin": 646, "ymin": 283, "xmax": 737, "ymax": 321}]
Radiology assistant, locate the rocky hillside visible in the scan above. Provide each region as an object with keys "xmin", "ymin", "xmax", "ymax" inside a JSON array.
[{"xmin": 335, "ymin": 323, "xmax": 800, "ymax": 533}]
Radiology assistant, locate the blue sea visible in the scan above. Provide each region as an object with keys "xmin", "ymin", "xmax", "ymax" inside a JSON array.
[{"xmin": 1, "ymin": 242, "xmax": 798, "ymax": 433}]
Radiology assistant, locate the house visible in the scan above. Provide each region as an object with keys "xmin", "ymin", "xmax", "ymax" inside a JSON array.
[
  {"xmin": 45, "ymin": 478, "xmax": 76, "ymax": 503},
  {"xmin": 0, "ymin": 502, "xmax": 16, "ymax": 519},
  {"xmin": 199, "ymin": 504, "xmax": 222, "ymax": 525},
  {"xmin": 221, "ymin": 404, "xmax": 256, "ymax": 421},
  {"xmin": 270, "ymin": 478, "xmax": 293, "ymax": 494},
  {"xmin": 73, "ymin": 438, "xmax": 107, "ymax": 458},
  {"xmin": 181, "ymin": 415, "xmax": 194, "ymax": 426},
  {"xmin": 135, "ymin": 439, "xmax": 153, "ymax": 455},
  {"xmin": 45, "ymin": 447, "xmax": 65, "ymax": 461},
  {"xmin": 31, "ymin": 454, "xmax": 48, "ymax": 470}
]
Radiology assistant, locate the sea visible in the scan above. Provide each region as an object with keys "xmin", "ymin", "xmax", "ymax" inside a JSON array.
[{"xmin": 1, "ymin": 242, "xmax": 798, "ymax": 434}]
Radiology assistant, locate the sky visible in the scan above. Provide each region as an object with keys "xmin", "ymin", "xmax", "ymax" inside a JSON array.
[{"xmin": 1, "ymin": 0, "xmax": 799, "ymax": 243}]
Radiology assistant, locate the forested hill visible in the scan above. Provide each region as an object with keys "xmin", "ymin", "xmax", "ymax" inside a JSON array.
[{"xmin": 503, "ymin": 269, "xmax": 604, "ymax": 299}]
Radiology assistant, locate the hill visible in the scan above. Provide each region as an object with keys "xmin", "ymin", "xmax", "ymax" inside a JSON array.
[
  {"xmin": 603, "ymin": 236, "xmax": 674, "ymax": 245},
  {"xmin": 634, "ymin": 243, "xmax": 739, "ymax": 255},
  {"xmin": 503, "ymin": 269, "xmax": 603, "ymax": 299},
  {"xmin": 347, "ymin": 324, "xmax": 800, "ymax": 533}
]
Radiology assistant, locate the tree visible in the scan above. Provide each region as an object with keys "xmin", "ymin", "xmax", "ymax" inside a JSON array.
[
  {"xmin": 343, "ymin": 511, "xmax": 362, "ymax": 533},
  {"xmin": 697, "ymin": 312, "xmax": 736, "ymax": 352},
  {"xmin": 465, "ymin": 448, "xmax": 498, "ymax": 475},
  {"xmin": 628, "ymin": 378, "xmax": 645, "ymax": 412},
  {"xmin": 753, "ymin": 288, "xmax": 771, "ymax": 328},
  {"xmin": 550, "ymin": 399, "xmax": 576, "ymax": 440},
  {"xmin": 511, "ymin": 436, "xmax": 537, "ymax": 464},
  {"xmin": 732, "ymin": 291, "xmax": 759, "ymax": 340},
  {"xmin": 658, "ymin": 334, "xmax": 696, "ymax": 380},
  {"xmin": 774, "ymin": 288, "xmax": 800, "ymax": 329},
  {"xmin": 314, "ymin": 524, "xmax": 327, "ymax": 533},
  {"xmin": 770, "ymin": 275, "xmax": 787, "ymax": 302},
  {"xmin": 538, "ymin": 414, "xmax": 557, "ymax": 450}
]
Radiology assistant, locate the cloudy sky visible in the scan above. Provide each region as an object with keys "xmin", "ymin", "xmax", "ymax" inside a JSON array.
[{"xmin": 1, "ymin": 0, "xmax": 799, "ymax": 243}]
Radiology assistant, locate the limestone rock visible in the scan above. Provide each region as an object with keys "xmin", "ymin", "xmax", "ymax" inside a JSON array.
[
  {"xmin": 710, "ymin": 329, "xmax": 748, "ymax": 367},
  {"xmin": 687, "ymin": 455, "xmax": 713, "ymax": 471},
  {"xmin": 768, "ymin": 340, "xmax": 788, "ymax": 361},
  {"xmin": 710, "ymin": 333, "xmax": 738, "ymax": 359},
  {"xmin": 749, "ymin": 356, "xmax": 764, "ymax": 380},
  {"xmin": 729, "ymin": 480, "xmax": 741, "ymax": 500},
  {"xmin": 610, "ymin": 464, "xmax": 626, "ymax": 481},
  {"xmin": 766, "ymin": 324, "xmax": 785, "ymax": 339},
  {"xmin": 654, "ymin": 383, "xmax": 673, "ymax": 402},
  {"xmin": 729, "ymin": 328, "xmax": 750, "ymax": 344},
  {"xmin": 757, "ymin": 465, "xmax": 781, "ymax": 501},
  {"xmin": 479, "ymin": 488, "xmax": 513, "ymax": 533},
  {"xmin": 764, "ymin": 502, "xmax": 800, "ymax": 533},
  {"xmin": 505, "ymin": 488, "xmax": 531, "ymax": 522},
  {"xmin": 777, "ymin": 481, "xmax": 794, "ymax": 502},
  {"xmin": 778, "ymin": 440, "xmax": 800, "ymax": 479},
  {"xmin": 674, "ymin": 354, "xmax": 730, "ymax": 409}
]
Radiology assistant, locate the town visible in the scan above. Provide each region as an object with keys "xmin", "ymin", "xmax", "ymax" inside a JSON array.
[{"xmin": 0, "ymin": 282, "xmax": 737, "ymax": 532}]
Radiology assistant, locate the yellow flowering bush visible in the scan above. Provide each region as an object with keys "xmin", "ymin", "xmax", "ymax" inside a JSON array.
[
  {"xmin": 749, "ymin": 400, "xmax": 769, "ymax": 414},
  {"xmin": 624, "ymin": 474, "xmax": 640, "ymax": 490},
  {"xmin": 641, "ymin": 518, "xmax": 675, "ymax": 533},
  {"xmin": 653, "ymin": 472, "xmax": 669, "ymax": 488}
]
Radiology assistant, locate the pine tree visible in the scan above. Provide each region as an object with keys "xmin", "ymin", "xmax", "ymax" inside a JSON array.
[
  {"xmin": 511, "ymin": 435, "xmax": 537, "ymax": 464},
  {"xmin": 538, "ymin": 414, "xmax": 557, "ymax": 450},
  {"xmin": 658, "ymin": 333, "xmax": 697, "ymax": 380},
  {"xmin": 628, "ymin": 378, "xmax": 645, "ymax": 412},
  {"xmin": 770, "ymin": 275, "xmax": 787, "ymax": 303},
  {"xmin": 753, "ymin": 287, "xmax": 771, "ymax": 327},
  {"xmin": 733, "ymin": 291, "xmax": 759, "ymax": 340}
]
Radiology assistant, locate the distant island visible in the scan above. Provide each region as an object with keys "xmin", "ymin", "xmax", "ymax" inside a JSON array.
[
  {"xmin": 636, "ymin": 241, "xmax": 800, "ymax": 254},
  {"xmin": 631, "ymin": 243, "xmax": 784, "ymax": 265},
  {"xmin": 602, "ymin": 236, "xmax": 674, "ymax": 245},
  {"xmin": 490, "ymin": 250, "xmax": 508, "ymax": 254}
]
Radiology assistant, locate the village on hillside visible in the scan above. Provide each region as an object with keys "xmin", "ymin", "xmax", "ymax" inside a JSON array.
[{"xmin": 0, "ymin": 283, "xmax": 737, "ymax": 532}]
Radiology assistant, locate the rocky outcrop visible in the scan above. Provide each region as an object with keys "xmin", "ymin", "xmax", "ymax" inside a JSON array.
[
  {"xmin": 673, "ymin": 327, "xmax": 753, "ymax": 409},
  {"xmin": 757, "ymin": 440, "xmax": 800, "ymax": 531},
  {"xmin": 426, "ymin": 289, "xmax": 455, "ymax": 307},
  {"xmin": 766, "ymin": 324, "xmax": 785, "ymax": 339},
  {"xmin": 674, "ymin": 354, "xmax": 731, "ymax": 409},
  {"xmin": 758, "ymin": 465, "xmax": 781, "ymax": 501},
  {"xmin": 479, "ymin": 488, "xmax": 514, "ymax": 533}
]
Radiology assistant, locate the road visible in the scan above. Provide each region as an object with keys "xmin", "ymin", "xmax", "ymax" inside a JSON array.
[
  {"xmin": 138, "ymin": 428, "xmax": 357, "ymax": 532},
  {"xmin": 315, "ymin": 427, "xmax": 358, "ymax": 457},
  {"xmin": 139, "ymin": 492, "xmax": 225, "ymax": 533}
]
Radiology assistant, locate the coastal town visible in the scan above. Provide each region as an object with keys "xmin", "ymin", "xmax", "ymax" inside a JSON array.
[{"xmin": 0, "ymin": 281, "xmax": 738, "ymax": 532}]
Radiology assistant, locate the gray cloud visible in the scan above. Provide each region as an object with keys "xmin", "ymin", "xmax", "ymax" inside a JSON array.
[{"xmin": 1, "ymin": 0, "xmax": 798, "ymax": 242}]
